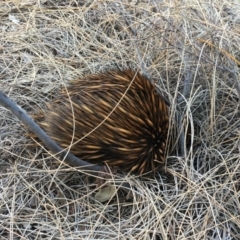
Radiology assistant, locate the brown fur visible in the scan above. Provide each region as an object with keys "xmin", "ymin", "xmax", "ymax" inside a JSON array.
[{"xmin": 32, "ymin": 69, "xmax": 169, "ymax": 174}]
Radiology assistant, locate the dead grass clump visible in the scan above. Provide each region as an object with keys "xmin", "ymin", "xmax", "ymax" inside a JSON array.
[{"xmin": 0, "ymin": 0, "xmax": 240, "ymax": 239}]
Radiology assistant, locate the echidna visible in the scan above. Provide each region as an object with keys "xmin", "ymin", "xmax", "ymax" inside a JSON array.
[{"xmin": 33, "ymin": 69, "xmax": 169, "ymax": 175}]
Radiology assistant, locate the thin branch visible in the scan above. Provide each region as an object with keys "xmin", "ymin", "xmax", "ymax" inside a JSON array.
[
  {"xmin": 0, "ymin": 90, "xmax": 101, "ymax": 176},
  {"xmin": 0, "ymin": 90, "xmax": 133, "ymax": 190}
]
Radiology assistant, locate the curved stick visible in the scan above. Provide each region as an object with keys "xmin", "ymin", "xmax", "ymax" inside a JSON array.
[{"xmin": 0, "ymin": 90, "xmax": 101, "ymax": 175}]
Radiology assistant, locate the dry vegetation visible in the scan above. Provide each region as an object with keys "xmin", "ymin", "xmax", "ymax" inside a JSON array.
[{"xmin": 0, "ymin": 0, "xmax": 240, "ymax": 239}]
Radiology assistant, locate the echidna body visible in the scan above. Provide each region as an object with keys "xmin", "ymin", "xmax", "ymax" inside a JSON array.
[{"xmin": 35, "ymin": 69, "xmax": 169, "ymax": 174}]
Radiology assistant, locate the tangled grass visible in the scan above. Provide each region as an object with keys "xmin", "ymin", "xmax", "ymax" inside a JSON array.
[{"xmin": 0, "ymin": 0, "xmax": 239, "ymax": 239}]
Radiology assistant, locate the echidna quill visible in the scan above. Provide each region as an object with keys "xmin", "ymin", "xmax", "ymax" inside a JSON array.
[{"xmin": 32, "ymin": 69, "xmax": 169, "ymax": 175}]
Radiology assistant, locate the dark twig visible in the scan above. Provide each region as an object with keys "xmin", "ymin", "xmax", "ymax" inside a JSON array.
[
  {"xmin": 0, "ymin": 90, "xmax": 132, "ymax": 190},
  {"xmin": 0, "ymin": 90, "xmax": 101, "ymax": 176}
]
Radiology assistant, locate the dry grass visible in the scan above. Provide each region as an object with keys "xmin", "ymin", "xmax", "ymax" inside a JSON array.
[{"xmin": 0, "ymin": 0, "xmax": 240, "ymax": 239}]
